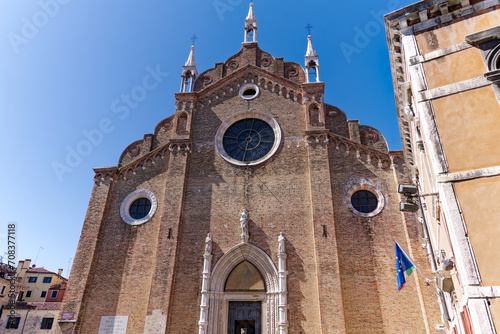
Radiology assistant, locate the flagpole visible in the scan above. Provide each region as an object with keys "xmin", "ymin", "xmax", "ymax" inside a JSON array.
[
  {"xmin": 395, "ymin": 240, "xmax": 444, "ymax": 296},
  {"xmin": 395, "ymin": 240, "xmax": 432, "ymax": 284}
]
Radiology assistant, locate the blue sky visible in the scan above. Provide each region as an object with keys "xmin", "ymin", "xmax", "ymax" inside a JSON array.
[{"xmin": 0, "ymin": 0, "xmax": 414, "ymax": 276}]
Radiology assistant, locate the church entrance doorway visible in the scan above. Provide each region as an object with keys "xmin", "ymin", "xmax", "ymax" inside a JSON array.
[{"xmin": 227, "ymin": 301, "xmax": 261, "ymax": 334}]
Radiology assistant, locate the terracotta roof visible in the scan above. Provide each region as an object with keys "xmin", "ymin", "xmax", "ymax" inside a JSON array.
[
  {"xmin": 26, "ymin": 267, "xmax": 53, "ymax": 274},
  {"xmin": 15, "ymin": 302, "xmax": 62, "ymax": 311},
  {"xmin": 26, "ymin": 267, "xmax": 67, "ymax": 280}
]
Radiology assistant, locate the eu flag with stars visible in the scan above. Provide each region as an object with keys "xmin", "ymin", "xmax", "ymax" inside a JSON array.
[{"xmin": 396, "ymin": 241, "xmax": 415, "ymax": 291}]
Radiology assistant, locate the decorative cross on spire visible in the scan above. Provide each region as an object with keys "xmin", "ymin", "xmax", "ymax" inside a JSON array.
[
  {"xmin": 305, "ymin": 23, "xmax": 313, "ymax": 35},
  {"xmin": 191, "ymin": 33, "xmax": 198, "ymax": 46}
]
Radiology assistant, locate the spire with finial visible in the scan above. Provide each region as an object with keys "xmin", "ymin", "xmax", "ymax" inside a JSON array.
[
  {"xmin": 180, "ymin": 35, "xmax": 198, "ymax": 93},
  {"xmin": 244, "ymin": 2, "xmax": 258, "ymax": 43},
  {"xmin": 304, "ymin": 25, "xmax": 320, "ymax": 83}
]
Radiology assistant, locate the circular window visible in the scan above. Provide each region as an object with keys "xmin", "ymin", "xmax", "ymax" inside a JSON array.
[
  {"xmin": 129, "ymin": 198, "xmax": 152, "ymax": 219},
  {"xmin": 239, "ymin": 83, "xmax": 260, "ymax": 100},
  {"xmin": 215, "ymin": 111, "xmax": 281, "ymax": 166},
  {"xmin": 223, "ymin": 118, "xmax": 274, "ymax": 162},
  {"xmin": 120, "ymin": 189, "xmax": 157, "ymax": 225},
  {"xmin": 346, "ymin": 184, "xmax": 385, "ymax": 217},
  {"xmin": 351, "ymin": 190, "xmax": 378, "ymax": 213}
]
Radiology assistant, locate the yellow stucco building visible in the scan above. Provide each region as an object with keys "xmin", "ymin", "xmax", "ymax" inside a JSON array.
[
  {"xmin": 16, "ymin": 259, "xmax": 67, "ymax": 303},
  {"xmin": 386, "ymin": 0, "xmax": 500, "ymax": 333}
]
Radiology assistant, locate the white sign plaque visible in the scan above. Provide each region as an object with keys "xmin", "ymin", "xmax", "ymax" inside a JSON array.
[{"xmin": 98, "ymin": 316, "xmax": 129, "ymax": 334}]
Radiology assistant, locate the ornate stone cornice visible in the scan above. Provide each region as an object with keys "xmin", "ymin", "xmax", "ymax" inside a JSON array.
[
  {"xmin": 306, "ymin": 131, "xmax": 405, "ymax": 169},
  {"xmin": 385, "ymin": 0, "xmax": 499, "ymax": 169},
  {"xmin": 93, "ymin": 139, "xmax": 192, "ymax": 183}
]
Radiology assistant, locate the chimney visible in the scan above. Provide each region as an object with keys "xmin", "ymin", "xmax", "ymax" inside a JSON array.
[{"xmin": 58, "ymin": 269, "xmax": 63, "ymax": 276}]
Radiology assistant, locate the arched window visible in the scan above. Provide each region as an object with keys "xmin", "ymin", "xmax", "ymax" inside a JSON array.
[
  {"xmin": 184, "ymin": 71, "xmax": 192, "ymax": 92},
  {"xmin": 177, "ymin": 113, "xmax": 188, "ymax": 133},
  {"xmin": 309, "ymin": 104, "xmax": 320, "ymax": 125},
  {"xmin": 248, "ymin": 29, "xmax": 254, "ymax": 42},
  {"xmin": 308, "ymin": 61, "xmax": 318, "ymax": 83}
]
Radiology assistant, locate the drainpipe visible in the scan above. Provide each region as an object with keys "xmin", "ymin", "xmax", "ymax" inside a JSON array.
[
  {"xmin": 21, "ymin": 309, "xmax": 31, "ymax": 333},
  {"xmin": 416, "ymin": 182, "xmax": 451, "ymax": 322}
]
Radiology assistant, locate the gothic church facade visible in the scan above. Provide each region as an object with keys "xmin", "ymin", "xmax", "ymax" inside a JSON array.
[{"xmin": 59, "ymin": 4, "xmax": 441, "ymax": 333}]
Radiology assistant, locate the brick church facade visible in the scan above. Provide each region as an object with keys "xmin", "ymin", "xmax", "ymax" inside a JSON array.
[{"xmin": 59, "ymin": 3, "xmax": 442, "ymax": 333}]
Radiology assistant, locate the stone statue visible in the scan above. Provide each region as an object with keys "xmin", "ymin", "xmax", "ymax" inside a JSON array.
[
  {"xmin": 241, "ymin": 328, "xmax": 248, "ymax": 334},
  {"xmin": 279, "ymin": 232, "xmax": 285, "ymax": 253},
  {"xmin": 240, "ymin": 209, "xmax": 249, "ymax": 243},
  {"xmin": 205, "ymin": 233, "xmax": 212, "ymax": 255}
]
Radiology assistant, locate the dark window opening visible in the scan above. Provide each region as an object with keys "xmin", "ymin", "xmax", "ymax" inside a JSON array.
[
  {"xmin": 243, "ymin": 88, "xmax": 257, "ymax": 97},
  {"xmin": 129, "ymin": 198, "xmax": 152, "ymax": 219},
  {"xmin": 40, "ymin": 291, "xmax": 47, "ymax": 298},
  {"xmin": 6, "ymin": 317, "xmax": 20, "ymax": 329},
  {"xmin": 235, "ymin": 320, "xmax": 255, "ymax": 334},
  {"xmin": 28, "ymin": 277, "xmax": 37, "ymax": 283},
  {"xmin": 26, "ymin": 291, "xmax": 32, "ymax": 298},
  {"xmin": 351, "ymin": 190, "xmax": 378, "ymax": 213},
  {"xmin": 50, "ymin": 291, "xmax": 58, "ymax": 299},
  {"xmin": 41, "ymin": 318, "xmax": 54, "ymax": 330},
  {"xmin": 43, "ymin": 277, "xmax": 52, "ymax": 283}
]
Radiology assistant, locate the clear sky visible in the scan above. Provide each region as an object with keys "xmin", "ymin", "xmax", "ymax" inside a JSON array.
[{"xmin": 0, "ymin": 0, "xmax": 415, "ymax": 277}]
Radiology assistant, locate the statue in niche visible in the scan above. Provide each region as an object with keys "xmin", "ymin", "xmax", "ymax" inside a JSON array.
[
  {"xmin": 240, "ymin": 209, "xmax": 249, "ymax": 243},
  {"xmin": 278, "ymin": 232, "xmax": 285, "ymax": 254},
  {"xmin": 205, "ymin": 233, "xmax": 212, "ymax": 255}
]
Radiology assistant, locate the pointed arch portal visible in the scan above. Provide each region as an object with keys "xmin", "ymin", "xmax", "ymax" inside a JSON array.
[{"xmin": 200, "ymin": 242, "xmax": 282, "ymax": 334}]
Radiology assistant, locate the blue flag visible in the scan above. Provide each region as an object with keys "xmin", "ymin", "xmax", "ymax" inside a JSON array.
[{"xmin": 396, "ymin": 242, "xmax": 415, "ymax": 291}]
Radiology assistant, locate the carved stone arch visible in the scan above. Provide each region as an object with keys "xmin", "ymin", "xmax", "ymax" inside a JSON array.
[
  {"xmin": 210, "ymin": 243, "xmax": 278, "ymax": 293},
  {"xmin": 281, "ymin": 87, "xmax": 287, "ymax": 97},
  {"xmin": 273, "ymin": 84, "xmax": 280, "ymax": 94},
  {"xmin": 206, "ymin": 242, "xmax": 280, "ymax": 334}
]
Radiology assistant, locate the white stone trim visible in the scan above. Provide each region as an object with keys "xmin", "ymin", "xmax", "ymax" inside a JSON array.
[
  {"xmin": 215, "ymin": 111, "xmax": 282, "ymax": 166},
  {"xmin": 438, "ymin": 166, "xmax": 500, "ymax": 183},
  {"xmin": 410, "ymin": 42, "xmax": 471, "ymax": 65},
  {"xmin": 417, "ymin": 76, "xmax": 490, "ymax": 102},
  {"xmin": 277, "ymin": 234, "xmax": 288, "ymax": 334},
  {"xmin": 206, "ymin": 242, "xmax": 280, "ymax": 334},
  {"xmin": 468, "ymin": 299, "xmax": 496, "ymax": 334},
  {"xmin": 345, "ymin": 184, "xmax": 385, "ymax": 218},
  {"xmin": 119, "ymin": 189, "xmax": 157, "ymax": 226},
  {"xmin": 391, "ymin": 0, "xmax": 500, "ymax": 36},
  {"xmin": 239, "ymin": 83, "xmax": 260, "ymax": 100},
  {"xmin": 464, "ymin": 286, "xmax": 500, "ymax": 299}
]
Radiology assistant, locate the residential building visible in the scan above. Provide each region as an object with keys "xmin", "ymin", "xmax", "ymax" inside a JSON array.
[
  {"xmin": 0, "ymin": 302, "xmax": 62, "ymax": 334},
  {"xmin": 386, "ymin": 0, "xmax": 500, "ymax": 332},
  {"xmin": 0, "ymin": 264, "xmax": 26, "ymax": 309},
  {"xmin": 17, "ymin": 260, "xmax": 67, "ymax": 303}
]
